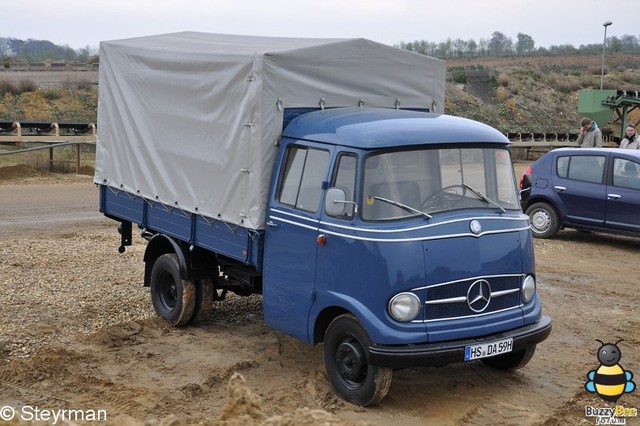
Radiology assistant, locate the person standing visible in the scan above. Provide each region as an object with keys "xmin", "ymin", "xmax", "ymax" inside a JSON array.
[
  {"xmin": 576, "ymin": 117, "xmax": 603, "ymax": 148},
  {"xmin": 619, "ymin": 123, "xmax": 639, "ymax": 149}
]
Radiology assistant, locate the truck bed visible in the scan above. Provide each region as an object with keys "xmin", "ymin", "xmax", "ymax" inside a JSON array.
[
  {"xmin": 95, "ymin": 32, "xmax": 445, "ymax": 230},
  {"xmin": 99, "ymin": 185, "xmax": 263, "ymax": 268}
]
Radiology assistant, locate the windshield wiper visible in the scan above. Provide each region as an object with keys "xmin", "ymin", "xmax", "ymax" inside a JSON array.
[
  {"xmin": 370, "ymin": 195, "xmax": 432, "ymax": 219},
  {"xmin": 462, "ymin": 184, "xmax": 506, "ymax": 213}
]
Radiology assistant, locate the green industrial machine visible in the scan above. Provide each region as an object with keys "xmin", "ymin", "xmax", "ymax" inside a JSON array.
[{"xmin": 579, "ymin": 89, "xmax": 640, "ymax": 142}]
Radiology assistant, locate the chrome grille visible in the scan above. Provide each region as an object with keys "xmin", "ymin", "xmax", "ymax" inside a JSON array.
[{"xmin": 424, "ymin": 275, "xmax": 521, "ymax": 321}]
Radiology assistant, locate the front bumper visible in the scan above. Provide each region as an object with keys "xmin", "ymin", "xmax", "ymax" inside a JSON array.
[{"xmin": 368, "ymin": 315, "xmax": 552, "ymax": 369}]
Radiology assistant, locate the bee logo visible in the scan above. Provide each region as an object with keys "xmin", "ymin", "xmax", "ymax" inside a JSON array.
[{"xmin": 585, "ymin": 339, "xmax": 636, "ymax": 402}]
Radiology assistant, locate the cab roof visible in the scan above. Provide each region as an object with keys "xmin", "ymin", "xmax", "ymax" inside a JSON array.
[{"xmin": 282, "ymin": 107, "xmax": 509, "ymax": 149}]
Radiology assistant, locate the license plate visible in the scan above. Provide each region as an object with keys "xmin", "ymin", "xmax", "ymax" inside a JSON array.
[{"xmin": 464, "ymin": 338, "xmax": 513, "ymax": 361}]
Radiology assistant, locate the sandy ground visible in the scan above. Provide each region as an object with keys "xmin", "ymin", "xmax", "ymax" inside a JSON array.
[{"xmin": 1, "ymin": 168, "xmax": 640, "ymax": 425}]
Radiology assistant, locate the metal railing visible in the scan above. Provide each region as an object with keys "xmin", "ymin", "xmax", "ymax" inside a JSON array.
[{"xmin": 0, "ymin": 121, "xmax": 97, "ymax": 173}]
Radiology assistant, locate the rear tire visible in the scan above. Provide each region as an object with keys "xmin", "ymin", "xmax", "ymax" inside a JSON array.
[
  {"xmin": 150, "ymin": 253, "xmax": 196, "ymax": 326},
  {"xmin": 190, "ymin": 278, "xmax": 215, "ymax": 324},
  {"xmin": 525, "ymin": 202, "xmax": 560, "ymax": 238},
  {"xmin": 323, "ymin": 314, "xmax": 392, "ymax": 406},
  {"xmin": 481, "ymin": 345, "xmax": 536, "ymax": 371}
]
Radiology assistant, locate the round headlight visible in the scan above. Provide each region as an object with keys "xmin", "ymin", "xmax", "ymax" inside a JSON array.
[
  {"xmin": 388, "ymin": 292, "xmax": 421, "ymax": 322},
  {"xmin": 521, "ymin": 275, "xmax": 536, "ymax": 303}
]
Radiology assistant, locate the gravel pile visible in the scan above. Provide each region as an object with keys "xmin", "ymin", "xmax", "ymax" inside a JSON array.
[
  {"xmin": 0, "ymin": 229, "xmax": 265, "ymax": 360},
  {"xmin": 1, "ymin": 231, "xmax": 152, "ymax": 358}
]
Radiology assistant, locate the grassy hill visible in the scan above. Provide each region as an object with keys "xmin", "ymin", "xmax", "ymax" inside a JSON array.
[
  {"xmin": 445, "ymin": 52, "xmax": 640, "ymax": 138},
  {"xmin": 0, "ymin": 76, "xmax": 97, "ymax": 122},
  {"xmin": 1, "ymin": 52, "xmax": 639, "ymax": 137}
]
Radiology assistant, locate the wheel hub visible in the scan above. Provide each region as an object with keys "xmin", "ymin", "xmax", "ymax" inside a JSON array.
[
  {"xmin": 336, "ymin": 340, "xmax": 367, "ymax": 383},
  {"xmin": 531, "ymin": 210, "xmax": 550, "ymax": 231},
  {"xmin": 160, "ymin": 275, "xmax": 178, "ymax": 309}
]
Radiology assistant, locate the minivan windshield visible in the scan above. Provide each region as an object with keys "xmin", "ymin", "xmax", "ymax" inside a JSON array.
[{"xmin": 361, "ymin": 147, "xmax": 519, "ymax": 221}]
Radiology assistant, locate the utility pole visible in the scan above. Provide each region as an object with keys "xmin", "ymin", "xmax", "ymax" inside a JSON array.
[{"xmin": 600, "ymin": 21, "xmax": 613, "ymax": 90}]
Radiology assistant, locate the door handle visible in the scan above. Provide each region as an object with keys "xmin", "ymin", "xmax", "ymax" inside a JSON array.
[
  {"xmin": 607, "ymin": 193, "xmax": 621, "ymax": 200},
  {"xmin": 554, "ymin": 186, "xmax": 566, "ymax": 192}
]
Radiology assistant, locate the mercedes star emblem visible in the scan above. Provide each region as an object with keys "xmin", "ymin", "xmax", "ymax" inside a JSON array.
[{"xmin": 467, "ymin": 279, "xmax": 492, "ymax": 313}]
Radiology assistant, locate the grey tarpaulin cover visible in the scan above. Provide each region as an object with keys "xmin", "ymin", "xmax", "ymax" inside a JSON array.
[{"xmin": 95, "ymin": 32, "xmax": 445, "ymax": 230}]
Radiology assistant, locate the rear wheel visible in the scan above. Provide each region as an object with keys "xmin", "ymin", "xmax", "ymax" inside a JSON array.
[
  {"xmin": 525, "ymin": 202, "xmax": 560, "ymax": 238},
  {"xmin": 190, "ymin": 278, "xmax": 216, "ymax": 324},
  {"xmin": 481, "ymin": 345, "xmax": 536, "ymax": 371},
  {"xmin": 323, "ymin": 314, "xmax": 392, "ymax": 406},
  {"xmin": 150, "ymin": 253, "xmax": 196, "ymax": 326}
]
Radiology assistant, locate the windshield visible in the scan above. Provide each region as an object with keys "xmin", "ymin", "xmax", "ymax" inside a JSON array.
[{"xmin": 361, "ymin": 147, "xmax": 519, "ymax": 221}]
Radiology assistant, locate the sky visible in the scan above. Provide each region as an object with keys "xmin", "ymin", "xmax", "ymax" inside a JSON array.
[{"xmin": 2, "ymin": 0, "xmax": 635, "ymax": 52}]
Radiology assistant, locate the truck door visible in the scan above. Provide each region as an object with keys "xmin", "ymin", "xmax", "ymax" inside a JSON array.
[{"xmin": 263, "ymin": 142, "xmax": 331, "ymax": 341}]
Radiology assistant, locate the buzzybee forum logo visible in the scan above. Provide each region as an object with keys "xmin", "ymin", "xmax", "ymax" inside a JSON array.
[
  {"xmin": 585, "ymin": 339, "xmax": 635, "ymax": 402},
  {"xmin": 583, "ymin": 339, "xmax": 637, "ymax": 425}
]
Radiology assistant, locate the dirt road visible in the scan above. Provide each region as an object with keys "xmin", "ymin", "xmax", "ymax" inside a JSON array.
[{"xmin": 1, "ymin": 171, "xmax": 639, "ymax": 425}]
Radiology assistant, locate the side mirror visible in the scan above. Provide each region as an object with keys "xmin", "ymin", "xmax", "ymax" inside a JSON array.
[
  {"xmin": 325, "ymin": 188, "xmax": 358, "ymax": 216},
  {"xmin": 325, "ymin": 188, "xmax": 347, "ymax": 216}
]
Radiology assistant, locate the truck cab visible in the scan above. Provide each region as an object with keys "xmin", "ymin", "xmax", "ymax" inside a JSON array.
[{"xmin": 262, "ymin": 107, "xmax": 551, "ymax": 405}]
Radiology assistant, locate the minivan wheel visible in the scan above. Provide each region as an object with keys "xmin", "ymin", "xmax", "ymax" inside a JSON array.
[
  {"xmin": 323, "ymin": 314, "xmax": 392, "ymax": 406},
  {"xmin": 525, "ymin": 202, "xmax": 560, "ymax": 239}
]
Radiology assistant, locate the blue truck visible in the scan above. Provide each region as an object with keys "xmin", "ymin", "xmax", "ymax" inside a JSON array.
[{"xmin": 95, "ymin": 32, "xmax": 551, "ymax": 406}]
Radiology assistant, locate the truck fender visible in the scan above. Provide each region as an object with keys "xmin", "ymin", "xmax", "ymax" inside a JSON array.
[
  {"xmin": 310, "ymin": 294, "xmax": 384, "ymax": 345},
  {"xmin": 143, "ymin": 234, "xmax": 189, "ymax": 286},
  {"xmin": 310, "ymin": 292, "xmax": 427, "ymax": 346}
]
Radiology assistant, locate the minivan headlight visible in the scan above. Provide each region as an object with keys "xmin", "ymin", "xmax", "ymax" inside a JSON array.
[
  {"xmin": 521, "ymin": 275, "xmax": 536, "ymax": 303},
  {"xmin": 388, "ymin": 292, "xmax": 421, "ymax": 322}
]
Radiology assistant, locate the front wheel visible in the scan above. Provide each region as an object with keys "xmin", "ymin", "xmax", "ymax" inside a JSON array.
[
  {"xmin": 481, "ymin": 345, "xmax": 536, "ymax": 371},
  {"xmin": 323, "ymin": 314, "xmax": 392, "ymax": 406},
  {"xmin": 150, "ymin": 253, "xmax": 196, "ymax": 326},
  {"xmin": 525, "ymin": 202, "xmax": 560, "ymax": 238}
]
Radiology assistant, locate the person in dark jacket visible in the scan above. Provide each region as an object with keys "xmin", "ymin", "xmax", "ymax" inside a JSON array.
[
  {"xmin": 576, "ymin": 117, "xmax": 603, "ymax": 148},
  {"xmin": 620, "ymin": 123, "xmax": 639, "ymax": 149}
]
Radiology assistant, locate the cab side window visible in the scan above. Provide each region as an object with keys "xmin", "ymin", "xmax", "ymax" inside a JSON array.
[
  {"xmin": 278, "ymin": 145, "xmax": 330, "ymax": 212},
  {"xmin": 330, "ymin": 153, "xmax": 357, "ymax": 218}
]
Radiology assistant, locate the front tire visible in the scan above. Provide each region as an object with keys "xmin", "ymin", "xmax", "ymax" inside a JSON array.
[
  {"xmin": 525, "ymin": 202, "xmax": 560, "ymax": 238},
  {"xmin": 481, "ymin": 345, "xmax": 536, "ymax": 371},
  {"xmin": 323, "ymin": 314, "xmax": 392, "ymax": 406},
  {"xmin": 150, "ymin": 253, "xmax": 196, "ymax": 326}
]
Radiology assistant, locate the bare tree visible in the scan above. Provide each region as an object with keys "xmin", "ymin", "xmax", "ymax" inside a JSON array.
[
  {"xmin": 478, "ymin": 38, "xmax": 489, "ymax": 56},
  {"xmin": 452, "ymin": 39, "xmax": 467, "ymax": 57},
  {"xmin": 488, "ymin": 31, "xmax": 513, "ymax": 56},
  {"xmin": 0, "ymin": 38, "xmax": 14, "ymax": 56},
  {"xmin": 516, "ymin": 33, "xmax": 535, "ymax": 55},
  {"xmin": 467, "ymin": 39, "xmax": 478, "ymax": 57}
]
